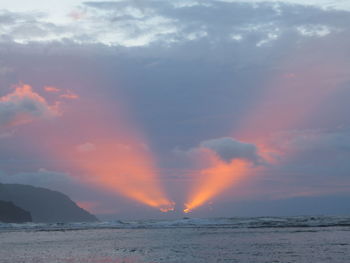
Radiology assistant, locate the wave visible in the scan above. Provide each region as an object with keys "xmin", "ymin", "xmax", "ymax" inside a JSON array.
[{"xmin": 1, "ymin": 216, "xmax": 350, "ymax": 232}]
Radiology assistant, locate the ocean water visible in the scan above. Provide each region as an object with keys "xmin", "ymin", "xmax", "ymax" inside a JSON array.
[{"xmin": 0, "ymin": 216, "xmax": 349, "ymax": 263}]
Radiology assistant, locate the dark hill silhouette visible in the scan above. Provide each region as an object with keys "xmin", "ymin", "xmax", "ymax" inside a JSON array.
[
  {"xmin": 0, "ymin": 200, "xmax": 32, "ymax": 223},
  {"xmin": 0, "ymin": 183, "xmax": 98, "ymax": 223}
]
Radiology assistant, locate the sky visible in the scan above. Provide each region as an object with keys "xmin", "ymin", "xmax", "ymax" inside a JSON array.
[{"xmin": 0, "ymin": 0, "xmax": 350, "ymax": 219}]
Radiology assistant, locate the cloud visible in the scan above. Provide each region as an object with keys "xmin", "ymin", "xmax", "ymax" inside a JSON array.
[
  {"xmin": 0, "ymin": 10, "xmax": 68, "ymax": 44},
  {"xmin": 177, "ymin": 137, "xmax": 264, "ymax": 167},
  {"xmin": 44, "ymin": 86, "xmax": 60, "ymax": 92},
  {"xmin": 2, "ymin": 1, "xmax": 349, "ymax": 47},
  {"xmin": 0, "ymin": 1, "xmax": 350, "ymax": 217},
  {"xmin": 199, "ymin": 137, "xmax": 263, "ymax": 164},
  {"xmin": 60, "ymin": 90, "xmax": 79, "ymax": 99},
  {"xmin": 221, "ymin": 0, "xmax": 350, "ymax": 12},
  {"xmin": 0, "ymin": 84, "xmax": 60, "ymax": 127},
  {"xmin": 44, "ymin": 86, "xmax": 79, "ymax": 100},
  {"xmin": 68, "ymin": 10, "xmax": 87, "ymax": 21}
]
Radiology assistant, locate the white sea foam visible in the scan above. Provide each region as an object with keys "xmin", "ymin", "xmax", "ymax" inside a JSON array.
[{"xmin": 1, "ymin": 216, "xmax": 350, "ymax": 232}]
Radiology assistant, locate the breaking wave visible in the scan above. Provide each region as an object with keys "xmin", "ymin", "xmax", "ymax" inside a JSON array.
[{"xmin": 1, "ymin": 216, "xmax": 350, "ymax": 232}]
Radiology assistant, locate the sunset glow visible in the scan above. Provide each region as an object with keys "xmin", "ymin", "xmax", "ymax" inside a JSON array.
[
  {"xmin": 71, "ymin": 138, "xmax": 174, "ymax": 211},
  {"xmin": 184, "ymin": 158, "xmax": 249, "ymax": 213},
  {"xmin": 236, "ymin": 52, "xmax": 348, "ymax": 141},
  {"xmin": 183, "ymin": 49, "xmax": 348, "ymax": 212},
  {"xmin": 1, "ymin": 0, "xmax": 350, "ymax": 220},
  {"xmin": 46, "ymin": 97, "xmax": 174, "ymax": 212}
]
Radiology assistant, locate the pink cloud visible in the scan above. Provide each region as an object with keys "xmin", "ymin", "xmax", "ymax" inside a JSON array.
[
  {"xmin": 60, "ymin": 90, "xmax": 79, "ymax": 100},
  {"xmin": 68, "ymin": 10, "xmax": 86, "ymax": 21},
  {"xmin": 0, "ymin": 84, "xmax": 60, "ymax": 127},
  {"xmin": 44, "ymin": 86, "xmax": 61, "ymax": 93}
]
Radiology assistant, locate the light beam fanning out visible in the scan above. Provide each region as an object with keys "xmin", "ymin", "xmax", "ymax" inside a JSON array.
[
  {"xmin": 184, "ymin": 45, "xmax": 349, "ymax": 213},
  {"xmin": 184, "ymin": 158, "xmax": 248, "ymax": 213},
  {"xmin": 71, "ymin": 137, "xmax": 175, "ymax": 212},
  {"xmin": 48, "ymin": 97, "xmax": 174, "ymax": 212}
]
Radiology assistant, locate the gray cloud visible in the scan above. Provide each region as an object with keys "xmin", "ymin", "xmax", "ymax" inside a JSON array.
[
  {"xmin": 0, "ymin": 10, "xmax": 67, "ymax": 43},
  {"xmin": 81, "ymin": 0, "xmax": 350, "ymax": 47},
  {"xmin": 200, "ymin": 137, "xmax": 262, "ymax": 164},
  {"xmin": 2, "ymin": 1, "xmax": 350, "ymax": 47}
]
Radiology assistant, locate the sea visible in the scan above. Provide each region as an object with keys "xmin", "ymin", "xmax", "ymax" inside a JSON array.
[{"xmin": 0, "ymin": 216, "xmax": 349, "ymax": 263}]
